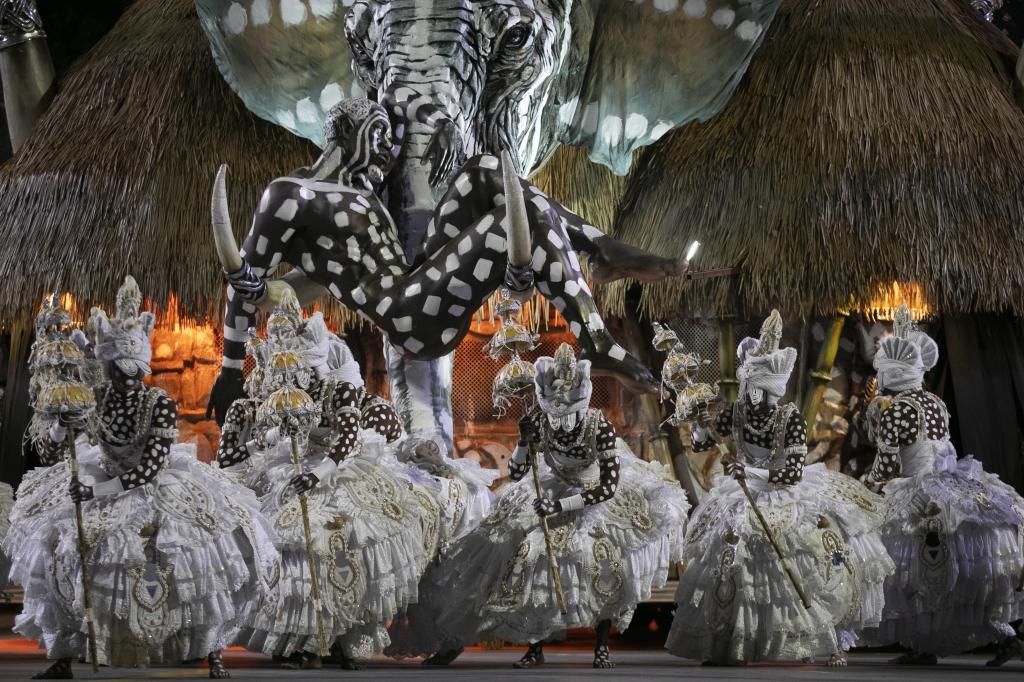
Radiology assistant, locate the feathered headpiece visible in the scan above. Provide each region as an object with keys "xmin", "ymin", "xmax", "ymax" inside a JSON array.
[
  {"xmin": 92, "ymin": 276, "xmax": 156, "ymax": 376},
  {"xmin": 874, "ymin": 303, "xmax": 938, "ymax": 392},
  {"xmin": 535, "ymin": 343, "xmax": 592, "ymax": 419},
  {"xmin": 736, "ymin": 309, "xmax": 796, "ymax": 405}
]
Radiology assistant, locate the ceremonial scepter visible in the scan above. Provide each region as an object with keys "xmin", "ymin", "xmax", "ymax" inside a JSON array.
[
  {"xmin": 289, "ymin": 427, "xmax": 330, "ymax": 657},
  {"xmin": 39, "ymin": 378, "xmax": 101, "ymax": 671},
  {"xmin": 653, "ymin": 329, "xmax": 810, "ymax": 609},
  {"xmin": 488, "ymin": 291, "xmax": 568, "ymax": 616},
  {"xmin": 259, "ymin": 357, "xmax": 330, "ymax": 657}
]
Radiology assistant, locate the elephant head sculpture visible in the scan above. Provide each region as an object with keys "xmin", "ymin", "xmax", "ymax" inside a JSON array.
[{"xmin": 197, "ymin": 0, "xmax": 779, "ymax": 249}]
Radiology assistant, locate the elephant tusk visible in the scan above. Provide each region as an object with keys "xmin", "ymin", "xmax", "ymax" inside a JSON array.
[
  {"xmin": 211, "ymin": 163, "xmax": 245, "ymax": 274},
  {"xmin": 501, "ymin": 149, "xmax": 531, "ymax": 269}
]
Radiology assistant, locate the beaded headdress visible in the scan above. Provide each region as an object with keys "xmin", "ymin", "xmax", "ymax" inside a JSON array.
[{"xmin": 92, "ymin": 276, "xmax": 156, "ymax": 376}]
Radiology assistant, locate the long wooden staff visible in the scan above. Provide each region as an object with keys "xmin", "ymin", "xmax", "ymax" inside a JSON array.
[
  {"xmin": 289, "ymin": 430, "xmax": 330, "ymax": 657},
  {"xmin": 66, "ymin": 430, "xmax": 100, "ymax": 672},
  {"xmin": 527, "ymin": 435, "xmax": 568, "ymax": 616},
  {"xmin": 709, "ymin": 422, "xmax": 811, "ymax": 609}
]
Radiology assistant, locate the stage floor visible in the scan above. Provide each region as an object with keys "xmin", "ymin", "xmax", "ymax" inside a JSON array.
[{"xmin": 0, "ymin": 647, "xmax": 1020, "ymax": 680}]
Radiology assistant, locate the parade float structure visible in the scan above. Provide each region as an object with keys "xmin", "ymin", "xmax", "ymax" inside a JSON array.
[
  {"xmin": 592, "ymin": 0, "xmax": 1024, "ymax": 493},
  {"xmin": 1, "ymin": 0, "xmax": 1021, "ymax": 502}
]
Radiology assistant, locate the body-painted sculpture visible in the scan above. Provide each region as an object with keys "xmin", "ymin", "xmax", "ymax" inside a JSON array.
[
  {"xmin": 667, "ymin": 311, "xmax": 894, "ymax": 666},
  {"xmin": 860, "ymin": 304, "xmax": 1024, "ymax": 666},
  {"xmin": 407, "ymin": 343, "xmax": 688, "ymax": 668},
  {"xmin": 198, "ymin": 0, "xmax": 781, "ymax": 450},
  {"xmin": 4, "ymin": 278, "xmax": 279, "ymax": 679},
  {"xmin": 210, "ymin": 98, "xmax": 683, "ymax": 421}
]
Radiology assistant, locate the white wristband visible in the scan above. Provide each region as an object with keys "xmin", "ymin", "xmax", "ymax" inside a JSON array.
[
  {"xmin": 691, "ymin": 426, "xmax": 708, "ymax": 442},
  {"xmin": 511, "ymin": 444, "xmax": 529, "ymax": 465},
  {"xmin": 264, "ymin": 426, "xmax": 280, "ymax": 446},
  {"xmin": 745, "ymin": 467, "xmax": 769, "ymax": 482},
  {"xmin": 557, "ymin": 494, "xmax": 585, "ymax": 512},
  {"xmin": 311, "ymin": 457, "xmax": 337, "ymax": 482},
  {"xmin": 49, "ymin": 423, "xmax": 67, "ymax": 443},
  {"xmin": 92, "ymin": 476, "xmax": 125, "ymax": 498}
]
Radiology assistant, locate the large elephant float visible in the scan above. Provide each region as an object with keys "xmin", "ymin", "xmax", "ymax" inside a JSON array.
[{"xmin": 196, "ymin": 0, "xmax": 781, "ymax": 447}]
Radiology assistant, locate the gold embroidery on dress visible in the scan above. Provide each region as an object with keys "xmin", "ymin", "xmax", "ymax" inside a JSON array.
[
  {"xmin": 489, "ymin": 538, "xmax": 530, "ymax": 608},
  {"xmin": 326, "ymin": 531, "xmax": 361, "ymax": 607},
  {"xmin": 590, "ymin": 537, "xmax": 625, "ymax": 598},
  {"xmin": 608, "ymin": 487, "xmax": 653, "ymax": 532},
  {"xmin": 413, "ymin": 488, "xmax": 441, "ymax": 557},
  {"xmin": 344, "ymin": 469, "xmax": 404, "ymax": 521},
  {"xmin": 918, "ymin": 516, "xmax": 950, "ymax": 589},
  {"xmin": 712, "ymin": 546, "xmax": 737, "ymax": 608},
  {"xmin": 746, "ymin": 501, "xmax": 797, "ymax": 543},
  {"xmin": 154, "ymin": 479, "xmax": 216, "ymax": 532}
]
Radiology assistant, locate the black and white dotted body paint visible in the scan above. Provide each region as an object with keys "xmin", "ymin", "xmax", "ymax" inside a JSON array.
[
  {"xmin": 514, "ymin": 409, "xmax": 621, "ymax": 506},
  {"xmin": 693, "ymin": 401, "xmax": 808, "ymax": 485},
  {"xmin": 868, "ymin": 389, "xmax": 950, "ymax": 483},
  {"xmin": 219, "ymin": 154, "xmax": 631, "ymax": 381}
]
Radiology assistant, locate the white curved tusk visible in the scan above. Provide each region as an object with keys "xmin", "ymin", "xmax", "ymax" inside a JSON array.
[
  {"xmin": 211, "ymin": 164, "xmax": 244, "ymax": 274},
  {"xmin": 501, "ymin": 149, "xmax": 531, "ymax": 269}
]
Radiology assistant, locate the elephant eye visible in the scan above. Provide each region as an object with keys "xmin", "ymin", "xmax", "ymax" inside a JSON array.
[{"xmin": 503, "ymin": 23, "xmax": 530, "ymax": 49}]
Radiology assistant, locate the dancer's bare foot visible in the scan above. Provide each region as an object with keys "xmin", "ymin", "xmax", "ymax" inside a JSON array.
[
  {"xmin": 987, "ymin": 636, "xmax": 1023, "ymax": 667},
  {"xmin": 32, "ymin": 660, "xmax": 73, "ymax": 679},
  {"xmin": 890, "ymin": 651, "xmax": 937, "ymax": 665},
  {"xmin": 423, "ymin": 648, "xmax": 464, "ymax": 665},
  {"xmin": 282, "ymin": 651, "xmax": 322, "ymax": 669},
  {"xmin": 827, "ymin": 653, "xmax": 848, "ymax": 667},
  {"xmin": 208, "ymin": 651, "xmax": 230, "ymax": 678},
  {"xmin": 589, "ymin": 237, "xmax": 687, "ymax": 285},
  {"xmin": 593, "ymin": 645, "xmax": 615, "ymax": 668},
  {"xmin": 512, "ymin": 643, "xmax": 544, "ymax": 669},
  {"xmin": 701, "ymin": 659, "xmax": 746, "ymax": 667}
]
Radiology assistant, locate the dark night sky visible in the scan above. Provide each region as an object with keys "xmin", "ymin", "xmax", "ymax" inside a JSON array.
[{"xmin": 1, "ymin": 0, "xmax": 1023, "ymax": 161}]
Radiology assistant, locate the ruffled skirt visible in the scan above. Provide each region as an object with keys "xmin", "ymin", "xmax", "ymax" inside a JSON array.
[
  {"xmin": 0, "ymin": 481, "xmax": 13, "ymax": 590},
  {"xmin": 667, "ymin": 464, "xmax": 894, "ymax": 663},
  {"xmin": 862, "ymin": 450, "xmax": 1024, "ymax": 654},
  {"xmin": 409, "ymin": 448, "xmax": 688, "ymax": 649},
  {"xmin": 3, "ymin": 439, "xmax": 279, "ymax": 666},
  {"xmin": 234, "ymin": 435, "xmax": 439, "ymax": 659}
]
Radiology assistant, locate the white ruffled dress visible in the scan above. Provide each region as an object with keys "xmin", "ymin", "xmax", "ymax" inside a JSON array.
[
  {"xmin": 667, "ymin": 450, "xmax": 894, "ymax": 663},
  {"xmin": 413, "ymin": 439, "xmax": 689, "ymax": 649},
  {"xmin": 0, "ymin": 481, "xmax": 13, "ymax": 590},
  {"xmin": 234, "ymin": 431, "xmax": 441, "ymax": 659},
  {"xmin": 862, "ymin": 439, "xmax": 1024, "ymax": 654},
  {"xmin": 3, "ymin": 436, "xmax": 279, "ymax": 666}
]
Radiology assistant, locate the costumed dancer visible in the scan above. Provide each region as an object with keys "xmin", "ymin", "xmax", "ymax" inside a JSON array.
[
  {"xmin": 421, "ymin": 342, "xmax": 689, "ymax": 668},
  {"xmin": 861, "ymin": 304, "xmax": 1024, "ymax": 666},
  {"xmin": 0, "ymin": 479, "xmax": 11, "ymax": 591},
  {"xmin": 317, "ymin": 328, "xmax": 498, "ymax": 550},
  {"xmin": 4, "ymin": 278, "xmax": 279, "ymax": 679},
  {"xmin": 666, "ymin": 310, "xmax": 893, "ymax": 666},
  {"xmin": 230, "ymin": 294, "xmax": 440, "ymax": 670}
]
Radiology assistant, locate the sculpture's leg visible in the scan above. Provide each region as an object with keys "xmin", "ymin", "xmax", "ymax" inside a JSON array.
[{"xmin": 385, "ymin": 344, "xmax": 454, "ymax": 455}]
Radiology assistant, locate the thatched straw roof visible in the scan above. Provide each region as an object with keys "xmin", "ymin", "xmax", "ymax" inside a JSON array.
[
  {"xmin": 0, "ymin": 0, "xmax": 316, "ymax": 327},
  {"xmin": 602, "ymin": 0, "xmax": 1024, "ymax": 320}
]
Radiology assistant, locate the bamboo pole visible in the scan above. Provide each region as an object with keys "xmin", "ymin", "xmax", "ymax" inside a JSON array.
[
  {"xmin": 801, "ymin": 313, "xmax": 849, "ymax": 434},
  {"xmin": 66, "ymin": 430, "xmax": 99, "ymax": 672},
  {"xmin": 717, "ymin": 316, "xmax": 738, "ymax": 403},
  {"xmin": 712, "ymin": 430, "xmax": 810, "ymax": 610},
  {"xmin": 290, "ymin": 433, "xmax": 330, "ymax": 657},
  {"xmin": 529, "ymin": 443, "xmax": 568, "ymax": 616}
]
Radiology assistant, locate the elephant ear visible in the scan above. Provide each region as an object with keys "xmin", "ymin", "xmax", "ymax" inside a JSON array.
[
  {"xmin": 195, "ymin": 0, "xmax": 359, "ymax": 148},
  {"xmin": 561, "ymin": 0, "xmax": 781, "ymax": 175}
]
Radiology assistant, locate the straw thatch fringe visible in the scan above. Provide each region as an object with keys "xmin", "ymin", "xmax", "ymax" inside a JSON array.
[
  {"xmin": 0, "ymin": 0, "xmax": 317, "ymax": 328},
  {"xmin": 603, "ymin": 0, "xmax": 1024, "ymax": 320}
]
